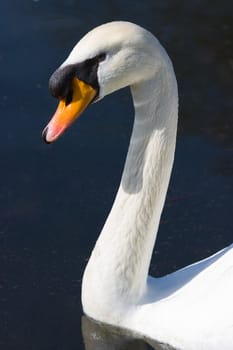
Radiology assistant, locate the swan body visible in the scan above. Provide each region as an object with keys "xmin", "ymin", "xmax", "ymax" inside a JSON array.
[{"xmin": 43, "ymin": 22, "xmax": 233, "ymax": 350}]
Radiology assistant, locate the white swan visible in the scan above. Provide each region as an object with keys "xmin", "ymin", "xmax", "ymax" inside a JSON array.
[{"xmin": 42, "ymin": 22, "xmax": 233, "ymax": 350}]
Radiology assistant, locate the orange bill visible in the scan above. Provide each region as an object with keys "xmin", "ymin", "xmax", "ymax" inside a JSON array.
[{"xmin": 42, "ymin": 78, "xmax": 97, "ymax": 143}]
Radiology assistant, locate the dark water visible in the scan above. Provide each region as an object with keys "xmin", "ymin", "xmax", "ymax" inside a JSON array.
[{"xmin": 0, "ymin": 1, "xmax": 232, "ymax": 349}]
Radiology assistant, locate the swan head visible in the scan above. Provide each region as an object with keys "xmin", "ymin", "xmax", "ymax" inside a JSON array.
[{"xmin": 42, "ymin": 21, "xmax": 160, "ymax": 143}]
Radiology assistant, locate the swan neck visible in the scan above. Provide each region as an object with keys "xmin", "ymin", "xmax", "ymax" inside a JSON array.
[{"xmin": 82, "ymin": 59, "xmax": 178, "ymax": 321}]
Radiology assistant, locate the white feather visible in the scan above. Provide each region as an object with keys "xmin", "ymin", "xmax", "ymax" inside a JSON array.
[{"xmin": 61, "ymin": 22, "xmax": 233, "ymax": 350}]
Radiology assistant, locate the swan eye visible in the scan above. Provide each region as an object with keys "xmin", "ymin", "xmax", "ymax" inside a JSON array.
[
  {"xmin": 84, "ymin": 53, "xmax": 106, "ymax": 66},
  {"xmin": 97, "ymin": 53, "xmax": 106, "ymax": 62},
  {"xmin": 65, "ymin": 88, "xmax": 73, "ymax": 106}
]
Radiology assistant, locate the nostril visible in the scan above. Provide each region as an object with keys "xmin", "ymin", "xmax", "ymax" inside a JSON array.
[{"xmin": 65, "ymin": 89, "xmax": 73, "ymax": 106}]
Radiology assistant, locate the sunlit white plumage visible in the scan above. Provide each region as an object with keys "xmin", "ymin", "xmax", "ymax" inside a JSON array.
[{"xmin": 61, "ymin": 22, "xmax": 233, "ymax": 349}]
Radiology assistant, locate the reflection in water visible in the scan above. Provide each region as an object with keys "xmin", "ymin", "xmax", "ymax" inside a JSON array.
[
  {"xmin": 82, "ymin": 316, "xmax": 148, "ymax": 350},
  {"xmin": 82, "ymin": 316, "xmax": 175, "ymax": 350}
]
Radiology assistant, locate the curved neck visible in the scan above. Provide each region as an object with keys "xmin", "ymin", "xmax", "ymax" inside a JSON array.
[{"xmin": 82, "ymin": 60, "xmax": 178, "ymax": 322}]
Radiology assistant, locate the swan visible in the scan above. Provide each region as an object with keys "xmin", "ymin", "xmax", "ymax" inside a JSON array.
[{"xmin": 42, "ymin": 22, "xmax": 233, "ymax": 350}]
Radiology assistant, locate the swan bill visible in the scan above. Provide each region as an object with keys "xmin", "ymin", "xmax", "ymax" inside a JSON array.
[{"xmin": 42, "ymin": 78, "xmax": 97, "ymax": 143}]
